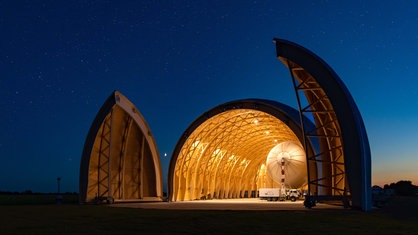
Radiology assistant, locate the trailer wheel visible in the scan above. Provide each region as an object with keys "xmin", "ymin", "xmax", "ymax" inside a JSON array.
[
  {"xmin": 304, "ymin": 199, "xmax": 315, "ymax": 208},
  {"xmin": 290, "ymin": 196, "xmax": 296, "ymax": 202}
]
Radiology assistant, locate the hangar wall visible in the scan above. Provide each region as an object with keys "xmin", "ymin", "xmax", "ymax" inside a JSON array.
[
  {"xmin": 274, "ymin": 38, "xmax": 371, "ymax": 211},
  {"xmin": 79, "ymin": 91, "xmax": 163, "ymax": 203}
]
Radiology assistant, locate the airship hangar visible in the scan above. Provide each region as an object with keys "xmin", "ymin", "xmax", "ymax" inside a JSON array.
[{"xmin": 79, "ymin": 39, "xmax": 372, "ymax": 211}]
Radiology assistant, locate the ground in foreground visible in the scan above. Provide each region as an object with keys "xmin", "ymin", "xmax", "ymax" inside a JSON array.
[{"xmin": 0, "ymin": 197, "xmax": 417, "ymax": 234}]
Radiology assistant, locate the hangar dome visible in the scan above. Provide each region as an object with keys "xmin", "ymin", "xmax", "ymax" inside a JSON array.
[{"xmin": 168, "ymin": 99, "xmax": 318, "ymax": 201}]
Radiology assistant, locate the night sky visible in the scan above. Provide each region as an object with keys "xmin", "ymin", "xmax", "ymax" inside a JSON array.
[{"xmin": 1, "ymin": 1, "xmax": 417, "ymax": 193}]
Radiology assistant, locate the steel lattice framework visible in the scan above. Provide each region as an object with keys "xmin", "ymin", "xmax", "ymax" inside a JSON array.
[
  {"xmin": 274, "ymin": 38, "xmax": 371, "ymax": 211},
  {"xmin": 169, "ymin": 99, "xmax": 317, "ymax": 202},
  {"xmin": 287, "ymin": 58, "xmax": 346, "ymax": 204},
  {"xmin": 79, "ymin": 91, "xmax": 163, "ymax": 203}
]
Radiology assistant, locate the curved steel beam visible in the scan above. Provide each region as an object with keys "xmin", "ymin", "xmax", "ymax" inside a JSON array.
[{"xmin": 273, "ymin": 38, "xmax": 371, "ymax": 211}]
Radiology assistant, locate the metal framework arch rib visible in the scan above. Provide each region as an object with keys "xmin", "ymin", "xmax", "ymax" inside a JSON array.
[{"xmin": 273, "ymin": 38, "xmax": 371, "ymax": 211}]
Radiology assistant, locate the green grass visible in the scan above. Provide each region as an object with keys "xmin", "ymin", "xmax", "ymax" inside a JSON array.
[{"xmin": 0, "ymin": 204, "xmax": 417, "ymax": 235}]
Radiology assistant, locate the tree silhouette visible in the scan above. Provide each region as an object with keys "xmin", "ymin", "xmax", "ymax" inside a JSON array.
[{"xmin": 384, "ymin": 180, "xmax": 417, "ymax": 196}]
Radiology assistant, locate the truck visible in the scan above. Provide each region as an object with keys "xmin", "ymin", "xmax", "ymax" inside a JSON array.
[
  {"xmin": 259, "ymin": 188, "xmax": 300, "ymax": 202},
  {"xmin": 286, "ymin": 189, "xmax": 301, "ymax": 202}
]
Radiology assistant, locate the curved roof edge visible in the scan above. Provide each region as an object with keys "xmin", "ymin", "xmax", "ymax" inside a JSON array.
[
  {"xmin": 79, "ymin": 91, "xmax": 163, "ymax": 201},
  {"xmin": 168, "ymin": 98, "xmax": 317, "ymax": 201},
  {"xmin": 273, "ymin": 38, "xmax": 371, "ymax": 211}
]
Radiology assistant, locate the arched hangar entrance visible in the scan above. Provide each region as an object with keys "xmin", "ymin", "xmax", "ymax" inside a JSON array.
[{"xmin": 168, "ymin": 99, "xmax": 318, "ymax": 202}]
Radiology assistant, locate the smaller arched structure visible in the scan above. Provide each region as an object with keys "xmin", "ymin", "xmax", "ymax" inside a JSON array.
[
  {"xmin": 168, "ymin": 99, "xmax": 318, "ymax": 202},
  {"xmin": 79, "ymin": 91, "xmax": 163, "ymax": 203}
]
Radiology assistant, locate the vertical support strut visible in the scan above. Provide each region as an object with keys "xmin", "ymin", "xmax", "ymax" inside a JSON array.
[
  {"xmin": 117, "ymin": 116, "xmax": 132, "ymax": 200},
  {"xmin": 96, "ymin": 108, "xmax": 113, "ymax": 202},
  {"xmin": 139, "ymin": 135, "xmax": 145, "ymax": 199},
  {"xmin": 286, "ymin": 59, "xmax": 312, "ymax": 202},
  {"xmin": 108, "ymin": 109, "xmax": 113, "ymax": 202}
]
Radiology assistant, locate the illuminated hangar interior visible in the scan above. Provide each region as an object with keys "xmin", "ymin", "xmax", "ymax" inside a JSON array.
[
  {"xmin": 168, "ymin": 99, "xmax": 318, "ymax": 202},
  {"xmin": 79, "ymin": 91, "xmax": 163, "ymax": 203}
]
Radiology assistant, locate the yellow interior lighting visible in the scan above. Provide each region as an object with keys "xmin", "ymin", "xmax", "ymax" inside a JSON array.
[{"xmin": 171, "ymin": 109, "xmax": 302, "ymax": 201}]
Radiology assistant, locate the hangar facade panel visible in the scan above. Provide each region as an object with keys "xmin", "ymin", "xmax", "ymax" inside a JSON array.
[
  {"xmin": 274, "ymin": 38, "xmax": 371, "ymax": 211},
  {"xmin": 79, "ymin": 91, "xmax": 163, "ymax": 203}
]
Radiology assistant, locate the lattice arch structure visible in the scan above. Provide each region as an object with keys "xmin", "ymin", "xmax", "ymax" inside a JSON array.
[
  {"xmin": 168, "ymin": 99, "xmax": 318, "ymax": 202},
  {"xmin": 274, "ymin": 38, "xmax": 371, "ymax": 211},
  {"xmin": 79, "ymin": 91, "xmax": 163, "ymax": 203}
]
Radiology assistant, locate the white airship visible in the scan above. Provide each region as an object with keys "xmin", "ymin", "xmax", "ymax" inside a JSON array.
[{"xmin": 266, "ymin": 141, "xmax": 307, "ymax": 189}]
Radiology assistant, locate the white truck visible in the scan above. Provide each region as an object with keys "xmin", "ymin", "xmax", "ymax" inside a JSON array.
[
  {"xmin": 259, "ymin": 188, "xmax": 300, "ymax": 202},
  {"xmin": 286, "ymin": 189, "xmax": 301, "ymax": 202}
]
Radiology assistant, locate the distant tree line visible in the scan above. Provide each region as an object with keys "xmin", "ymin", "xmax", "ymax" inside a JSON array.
[
  {"xmin": 0, "ymin": 190, "xmax": 78, "ymax": 195},
  {"xmin": 383, "ymin": 180, "xmax": 418, "ymax": 196}
]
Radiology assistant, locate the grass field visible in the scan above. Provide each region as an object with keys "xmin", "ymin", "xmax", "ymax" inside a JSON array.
[
  {"xmin": 0, "ymin": 196, "xmax": 417, "ymax": 234},
  {"xmin": 0, "ymin": 194, "xmax": 78, "ymax": 205}
]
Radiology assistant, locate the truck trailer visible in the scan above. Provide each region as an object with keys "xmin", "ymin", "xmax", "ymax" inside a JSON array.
[{"xmin": 259, "ymin": 188, "xmax": 300, "ymax": 202}]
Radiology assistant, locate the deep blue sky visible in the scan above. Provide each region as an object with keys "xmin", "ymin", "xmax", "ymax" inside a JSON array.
[{"xmin": 1, "ymin": 1, "xmax": 417, "ymax": 193}]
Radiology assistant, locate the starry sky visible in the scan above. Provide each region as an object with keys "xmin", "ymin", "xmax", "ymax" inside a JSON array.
[{"xmin": 1, "ymin": 1, "xmax": 417, "ymax": 193}]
